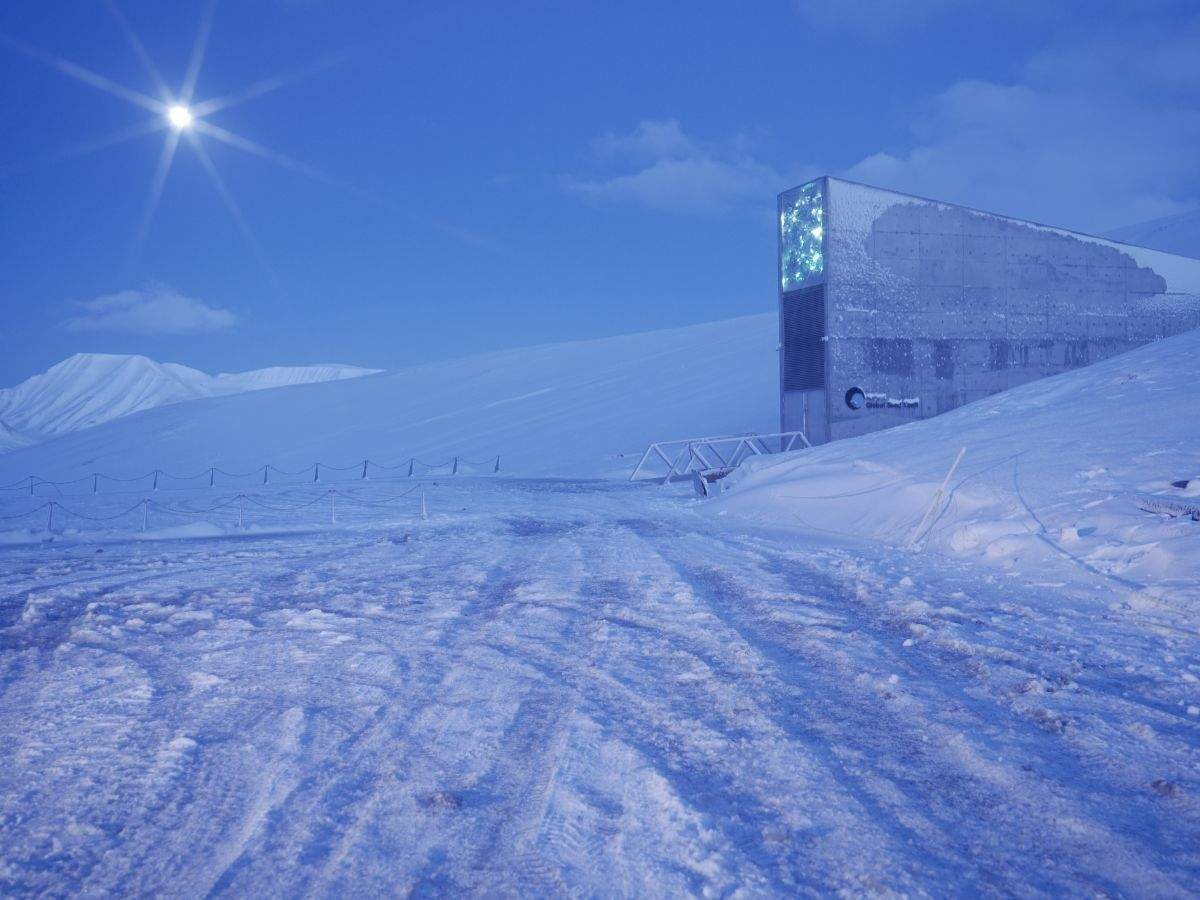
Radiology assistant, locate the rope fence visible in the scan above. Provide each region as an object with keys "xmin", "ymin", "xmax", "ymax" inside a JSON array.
[
  {"xmin": 0, "ymin": 483, "xmax": 432, "ymax": 537},
  {"xmin": 0, "ymin": 453, "xmax": 502, "ymax": 497}
]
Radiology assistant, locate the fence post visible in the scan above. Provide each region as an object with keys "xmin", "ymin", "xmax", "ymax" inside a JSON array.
[
  {"xmin": 420, "ymin": 486, "xmax": 427, "ymax": 520},
  {"xmin": 238, "ymin": 494, "xmax": 245, "ymax": 530},
  {"xmin": 210, "ymin": 467, "xmax": 215, "ymax": 488},
  {"xmin": 263, "ymin": 465, "xmax": 269, "ymax": 485},
  {"xmin": 408, "ymin": 458, "xmax": 414, "ymax": 478},
  {"xmin": 153, "ymin": 469, "xmax": 160, "ymax": 491},
  {"xmin": 906, "ymin": 447, "xmax": 967, "ymax": 550},
  {"xmin": 93, "ymin": 473, "xmax": 99, "ymax": 494},
  {"xmin": 313, "ymin": 463, "xmax": 320, "ymax": 483},
  {"xmin": 29, "ymin": 475, "xmax": 35, "ymax": 496},
  {"xmin": 330, "ymin": 491, "xmax": 336, "ymax": 525},
  {"xmin": 361, "ymin": 460, "xmax": 368, "ymax": 480},
  {"xmin": 142, "ymin": 499, "xmax": 149, "ymax": 533},
  {"xmin": 47, "ymin": 501, "xmax": 54, "ymax": 532},
  {"xmin": 494, "ymin": 455, "xmax": 500, "ymax": 474},
  {"xmin": 452, "ymin": 456, "xmax": 459, "ymax": 475}
]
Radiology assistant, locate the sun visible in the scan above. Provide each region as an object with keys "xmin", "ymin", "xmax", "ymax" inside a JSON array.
[
  {"xmin": 1, "ymin": 3, "xmax": 377, "ymax": 276},
  {"xmin": 167, "ymin": 104, "xmax": 193, "ymax": 130}
]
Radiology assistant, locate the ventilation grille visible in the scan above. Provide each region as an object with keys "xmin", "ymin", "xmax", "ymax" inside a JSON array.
[{"xmin": 781, "ymin": 284, "xmax": 825, "ymax": 392}]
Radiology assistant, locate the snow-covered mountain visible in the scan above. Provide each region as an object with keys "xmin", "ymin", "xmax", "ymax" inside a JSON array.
[
  {"xmin": 0, "ymin": 354, "xmax": 381, "ymax": 451},
  {"xmin": 1105, "ymin": 208, "xmax": 1200, "ymax": 259},
  {"xmin": 0, "ymin": 315, "xmax": 778, "ymax": 479}
]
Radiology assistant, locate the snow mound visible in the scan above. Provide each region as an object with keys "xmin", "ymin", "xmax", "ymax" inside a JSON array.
[
  {"xmin": 0, "ymin": 353, "xmax": 381, "ymax": 448},
  {"xmin": 0, "ymin": 315, "xmax": 777, "ymax": 480},
  {"xmin": 713, "ymin": 327, "xmax": 1200, "ymax": 596}
]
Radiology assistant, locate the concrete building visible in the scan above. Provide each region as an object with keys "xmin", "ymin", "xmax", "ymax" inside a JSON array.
[{"xmin": 779, "ymin": 177, "xmax": 1200, "ymax": 444}]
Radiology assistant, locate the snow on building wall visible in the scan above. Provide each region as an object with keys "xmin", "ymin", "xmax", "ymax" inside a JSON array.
[{"xmin": 778, "ymin": 176, "xmax": 1200, "ymax": 444}]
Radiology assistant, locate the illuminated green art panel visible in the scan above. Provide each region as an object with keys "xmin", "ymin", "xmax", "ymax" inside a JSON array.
[{"xmin": 780, "ymin": 181, "xmax": 824, "ymax": 291}]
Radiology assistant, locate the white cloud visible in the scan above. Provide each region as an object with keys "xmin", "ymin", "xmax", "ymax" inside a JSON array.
[
  {"xmin": 590, "ymin": 119, "xmax": 702, "ymax": 164},
  {"xmin": 842, "ymin": 21, "xmax": 1200, "ymax": 231},
  {"xmin": 1022, "ymin": 18, "xmax": 1200, "ymax": 97},
  {"xmin": 572, "ymin": 17, "xmax": 1200, "ymax": 229},
  {"xmin": 567, "ymin": 119, "xmax": 807, "ymax": 213},
  {"xmin": 62, "ymin": 285, "xmax": 237, "ymax": 335},
  {"xmin": 570, "ymin": 156, "xmax": 784, "ymax": 213}
]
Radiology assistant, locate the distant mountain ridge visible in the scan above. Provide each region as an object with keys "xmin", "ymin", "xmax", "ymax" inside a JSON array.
[{"xmin": 0, "ymin": 354, "xmax": 381, "ymax": 452}]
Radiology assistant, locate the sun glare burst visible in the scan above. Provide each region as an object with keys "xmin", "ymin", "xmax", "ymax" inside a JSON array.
[
  {"xmin": 167, "ymin": 104, "xmax": 193, "ymax": 129},
  {"xmin": 1, "ymin": 0, "xmax": 371, "ymax": 280}
]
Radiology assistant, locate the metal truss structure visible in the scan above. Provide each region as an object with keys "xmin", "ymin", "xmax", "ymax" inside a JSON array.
[{"xmin": 629, "ymin": 431, "xmax": 811, "ymax": 484}]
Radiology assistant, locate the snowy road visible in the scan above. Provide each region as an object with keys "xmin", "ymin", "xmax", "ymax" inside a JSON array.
[{"xmin": 1, "ymin": 479, "xmax": 1198, "ymax": 896}]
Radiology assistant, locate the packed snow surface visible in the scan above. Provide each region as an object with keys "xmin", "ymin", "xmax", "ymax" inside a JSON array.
[
  {"xmin": 0, "ymin": 354, "xmax": 381, "ymax": 450},
  {"xmin": 2, "ymin": 312, "xmax": 1199, "ymax": 892},
  {"xmin": 1, "ymin": 477, "xmax": 1198, "ymax": 894},
  {"xmin": 0, "ymin": 315, "xmax": 778, "ymax": 481}
]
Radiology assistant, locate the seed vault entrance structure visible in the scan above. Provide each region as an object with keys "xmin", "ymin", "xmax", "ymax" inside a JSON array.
[{"xmin": 779, "ymin": 177, "xmax": 1200, "ymax": 444}]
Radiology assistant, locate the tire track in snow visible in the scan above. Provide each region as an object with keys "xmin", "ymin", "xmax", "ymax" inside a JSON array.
[
  {"xmin": 319, "ymin": 524, "xmax": 604, "ymax": 896},
  {"xmin": 640, "ymin": 522, "xmax": 1195, "ymax": 896},
  {"xmin": 196, "ymin": 524, "xmax": 573, "ymax": 895},
  {"xmin": 724, "ymin": 529, "xmax": 1200, "ymax": 849},
  {"xmin": 566, "ymin": 524, "xmax": 921, "ymax": 894},
  {"xmin": 0, "ymin": 530, "xmax": 431, "ymax": 896},
  {"xmin": 3, "ymin": 480, "xmax": 1197, "ymax": 896}
]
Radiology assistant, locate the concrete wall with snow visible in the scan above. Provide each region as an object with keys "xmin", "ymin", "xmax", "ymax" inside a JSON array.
[{"xmin": 780, "ymin": 177, "xmax": 1200, "ymax": 443}]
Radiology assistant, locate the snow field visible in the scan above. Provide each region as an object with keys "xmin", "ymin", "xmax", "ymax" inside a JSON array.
[
  {"xmin": 2, "ymin": 313, "xmax": 1199, "ymax": 893},
  {"xmin": 0, "ymin": 468, "xmax": 498, "ymax": 546},
  {"xmin": 1, "ymin": 478, "xmax": 1198, "ymax": 894},
  {"xmin": 715, "ymin": 326, "xmax": 1200, "ymax": 603}
]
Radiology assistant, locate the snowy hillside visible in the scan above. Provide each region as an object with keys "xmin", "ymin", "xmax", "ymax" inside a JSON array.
[
  {"xmin": 209, "ymin": 364, "xmax": 381, "ymax": 393},
  {"xmin": 0, "ymin": 354, "xmax": 380, "ymax": 449},
  {"xmin": 4, "ymin": 317, "xmax": 1200, "ymax": 895},
  {"xmin": 714, "ymin": 326, "xmax": 1200, "ymax": 597},
  {"xmin": 0, "ymin": 315, "xmax": 778, "ymax": 481},
  {"xmin": 1105, "ymin": 208, "xmax": 1200, "ymax": 259},
  {"xmin": 0, "ymin": 418, "xmax": 32, "ymax": 454}
]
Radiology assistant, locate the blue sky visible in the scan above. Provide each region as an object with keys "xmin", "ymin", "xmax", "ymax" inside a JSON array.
[{"xmin": 1, "ymin": 0, "xmax": 1198, "ymax": 384}]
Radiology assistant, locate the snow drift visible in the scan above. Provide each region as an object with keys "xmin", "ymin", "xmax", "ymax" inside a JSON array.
[
  {"xmin": 0, "ymin": 353, "xmax": 381, "ymax": 450},
  {"xmin": 713, "ymin": 326, "xmax": 1200, "ymax": 596},
  {"xmin": 0, "ymin": 315, "xmax": 778, "ymax": 481}
]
